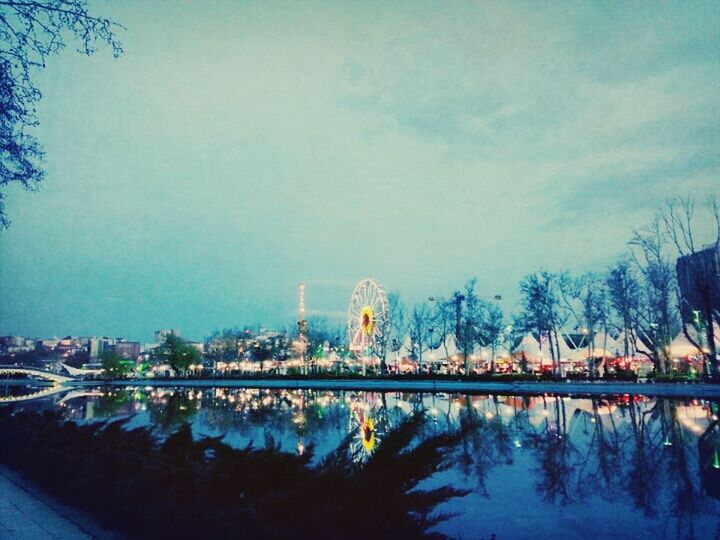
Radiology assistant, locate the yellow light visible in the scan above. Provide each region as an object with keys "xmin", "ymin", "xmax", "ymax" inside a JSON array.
[
  {"xmin": 360, "ymin": 418, "xmax": 376, "ymax": 452},
  {"xmin": 360, "ymin": 306, "xmax": 375, "ymax": 336}
]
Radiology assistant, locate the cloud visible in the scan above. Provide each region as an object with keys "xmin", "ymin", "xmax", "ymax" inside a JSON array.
[{"xmin": 1, "ymin": 1, "xmax": 719, "ymax": 340}]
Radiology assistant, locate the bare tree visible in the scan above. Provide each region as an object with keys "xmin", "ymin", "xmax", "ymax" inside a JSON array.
[
  {"xmin": 387, "ymin": 291, "xmax": 406, "ymax": 370},
  {"xmin": 564, "ymin": 272, "xmax": 608, "ymax": 377},
  {"xmin": 478, "ymin": 300, "xmax": 504, "ymax": 374},
  {"xmin": 452, "ymin": 279, "xmax": 489, "ymax": 374},
  {"xmin": 205, "ymin": 328, "xmax": 241, "ymax": 368},
  {"xmin": 629, "ymin": 217, "xmax": 680, "ymax": 374},
  {"xmin": 0, "ymin": 0, "xmax": 123, "ymax": 227},
  {"xmin": 606, "ymin": 258, "xmax": 643, "ymax": 364},
  {"xmin": 374, "ymin": 290, "xmax": 405, "ymax": 373},
  {"xmin": 518, "ymin": 271, "xmax": 570, "ymax": 376},
  {"xmin": 407, "ymin": 302, "xmax": 431, "ymax": 373},
  {"xmin": 429, "ymin": 296, "xmax": 455, "ymax": 361}
]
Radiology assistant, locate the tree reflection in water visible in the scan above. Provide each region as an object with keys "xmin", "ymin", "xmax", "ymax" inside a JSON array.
[{"xmin": 41, "ymin": 387, "xmax": 720, "ymax": 538}]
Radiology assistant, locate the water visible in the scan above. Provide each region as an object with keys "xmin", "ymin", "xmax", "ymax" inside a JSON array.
[{"xmin": 4, "ymin": 386, "xmax": 720, "ymax": 539}]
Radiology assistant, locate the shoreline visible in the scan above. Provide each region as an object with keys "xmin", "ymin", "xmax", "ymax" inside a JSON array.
[
  {"xmin": 72, "ymin": 378, "xmax": 720, "ymax": 399},
  {"xmin": 0, "ymin": 464, "xmax": 121, "ymax": 539}
]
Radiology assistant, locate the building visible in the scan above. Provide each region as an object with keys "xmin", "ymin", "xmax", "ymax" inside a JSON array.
[
  {"xmin": 113, "ymin": 341, "xmax": 141, "ymax": 360},
  {"xmin": 88, "ymin": 337, "xmax": 104, "ymax": 358},
  {"xmin": 676, "ymin": 239, "xmax": 720, "ymax": 369},
  {"xmin": 155, "ymin": 329, "xmax": 180, "ymax": 343},
  {"xmin": 676, "ymin": 239, "xmax": 720, "ymax": 324}
]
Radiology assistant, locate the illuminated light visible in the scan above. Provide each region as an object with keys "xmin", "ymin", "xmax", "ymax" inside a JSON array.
[
  {"xmin": 513, "ymin": 439, "xmax": 522, "ymax": 448},
  {"xmin": 430, "ymin": 407, "xmax": 439, "ymax": 416},
  {"xmin": 297, "ymin": 442, "xmax": 305, "ymax": 455},
  {"xmin": 542, "ymin": 410, "xmax": 550, "ymax": 417},
  {"xmin": 485, "ymin": 411, "xmax": 494, "ymax": 420},
  {"xmin": 360, "ymin": 418, "xmax": 376, "ymax": 452},
  {"xmin": 360, "ymin": 306, "xmax": 375, "ymax": 336}
]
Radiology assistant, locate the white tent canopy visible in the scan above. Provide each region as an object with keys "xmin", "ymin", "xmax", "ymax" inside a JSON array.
[
  {"xmin": 669, "ymin": 332, "xmax": 702, "ymax": 358},
  {"xmin": 589, "ymin": 332, "xmax": 623, "ymax": 358},
  {"xmin": 514, "ymin": 333, "xmax": 545, "ymax": 363},
  {"xmin": 556, "ymin": 333, "xmax": 584, "ymax": 362},
  {"xmin": 614, "ymin": 330, "xmax": 650, "ymax": 358}
]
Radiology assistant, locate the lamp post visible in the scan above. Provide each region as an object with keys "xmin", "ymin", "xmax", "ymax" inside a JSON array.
[
  {"xmin": 427, "ymin": 327, "xmax": 443, "ymax": 374},
  {"xmin": 580, "ymin": 327, "xmax": 591, "ymax": 377}
]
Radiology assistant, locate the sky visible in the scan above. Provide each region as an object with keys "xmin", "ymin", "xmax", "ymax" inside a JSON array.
[{"xmin": 1, "ymin": 0, "xmax": 719, "ymax": 342}]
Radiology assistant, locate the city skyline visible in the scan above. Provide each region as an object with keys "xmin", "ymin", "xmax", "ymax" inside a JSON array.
[{"xmin": 1, "ymin": 1, "xmax": 719, "ymax": 342}]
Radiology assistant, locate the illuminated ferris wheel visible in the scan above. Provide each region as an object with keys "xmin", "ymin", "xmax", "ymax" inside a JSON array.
[{"xmin": 348, "ymin": 278, "xmax": 389, "ymax": 354}]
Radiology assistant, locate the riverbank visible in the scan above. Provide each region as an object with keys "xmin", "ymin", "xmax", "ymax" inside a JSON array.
[
  {"xmin": 76, "ymin": 378, "xmax": 720, "ymax": 399},
  {"xmin": 0, "ymin": 464, "xmax": 121, "ymax": 539}
]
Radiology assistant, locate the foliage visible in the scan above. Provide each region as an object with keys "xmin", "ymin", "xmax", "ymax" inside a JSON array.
[
  {"xmin": 0, "ymin": 0, "xmax": 123, "ymax": 227},
  {"xmin": 152, "ymin": 334, "xmax": 201, "ymax": 373},
  {"xmin": 99, "ymin": 350, "xmax": 132, "ymax": 378},
  {"xmin": 0, "ymin": 410, "xmax": 466, "ymax": 540}
]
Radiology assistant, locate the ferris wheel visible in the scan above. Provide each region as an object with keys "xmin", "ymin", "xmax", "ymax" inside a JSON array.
[{"xmin": 348, "ymin": 278, "xmax": 389, "ymax": 353}]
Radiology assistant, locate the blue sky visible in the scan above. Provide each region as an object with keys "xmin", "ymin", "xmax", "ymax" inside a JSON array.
[{"xmin": 1, "ymin": 1, "xmax": 719, "ymax": 342}]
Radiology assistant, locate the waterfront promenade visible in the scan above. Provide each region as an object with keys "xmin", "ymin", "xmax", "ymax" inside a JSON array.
[
  {"xmin": 87, "ymin": 378, "xmax": 720, "ymax": 399},
  {"xmin": 0, "ymin": 466, "xmax": 119, "ymax": 539}
]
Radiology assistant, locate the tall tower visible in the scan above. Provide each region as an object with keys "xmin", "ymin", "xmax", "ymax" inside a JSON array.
[{"xmin": 298, "ymin": 282, "xmax": 308, "ymax": 373}]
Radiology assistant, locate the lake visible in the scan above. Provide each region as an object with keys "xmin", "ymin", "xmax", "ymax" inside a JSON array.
[{"xmin": 4, "ymin": 385, "xmax": 720, "ymax": 539}]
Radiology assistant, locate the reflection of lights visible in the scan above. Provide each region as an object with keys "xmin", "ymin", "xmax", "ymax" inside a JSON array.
[
  {"xmin": 360, "ymin": 418, "xmax": 376, "ymax": 452},
  {"xmin": 430, "ymin": 407, "xmax": 439, "ymax": 416},
  {"xmin": 297, "ymin": 442, "xmax": 305, "ymax": 455},
  {"xmin": 513, "ymin": 439, "xmax": 522, "ymax": 448},
  {"xmin": 485, "ymin": 411, "xmax": 494, "ymax": 420},
  {"xmin": 542, "ymin": 410, "xmax": 550, "ymax": 417}
]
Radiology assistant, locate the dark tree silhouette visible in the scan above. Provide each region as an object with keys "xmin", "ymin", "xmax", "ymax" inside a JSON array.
[{"xmin": 0, "ymin": 0, "xmax": 122, "ymax": 227}]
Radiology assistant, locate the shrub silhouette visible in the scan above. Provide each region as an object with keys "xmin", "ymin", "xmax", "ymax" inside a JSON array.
[{"xmin": 0, "ymin": 410, "xmax": 466, "ymax": 539}]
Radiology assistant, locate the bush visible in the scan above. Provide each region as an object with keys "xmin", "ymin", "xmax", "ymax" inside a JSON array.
[{"xmin": 0, "ymin": 410, "xmax": 465, "ymax": 540}]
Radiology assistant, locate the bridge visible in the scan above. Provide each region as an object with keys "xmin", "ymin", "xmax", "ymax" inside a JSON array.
[
  {"xmin": 0, "ymin": 385, "xmax": 71, "ymax": 404},
  {"xmin": 0, "ymin": 366, "xmax": 73, "ymax": 384}
]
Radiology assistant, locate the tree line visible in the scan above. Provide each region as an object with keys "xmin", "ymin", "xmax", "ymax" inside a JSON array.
[{"xmin": 375, "ymin": 197, "xmax": 719, "ymax": 378}]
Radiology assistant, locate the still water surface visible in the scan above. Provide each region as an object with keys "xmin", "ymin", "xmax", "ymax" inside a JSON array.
[{"xmin": 5, "ymin": 385, "xmax": 720, "ymax": 539}]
